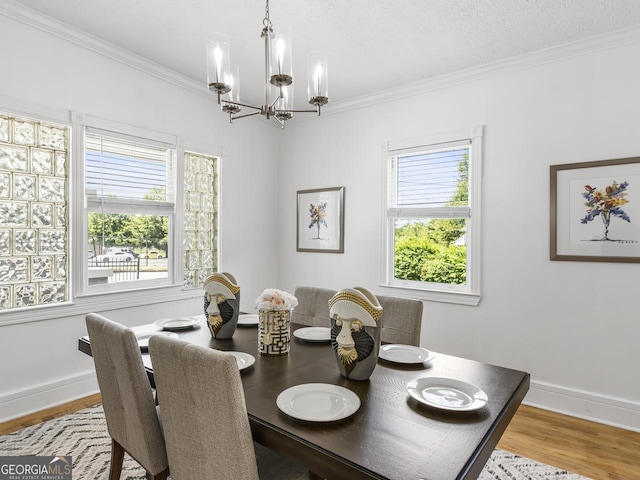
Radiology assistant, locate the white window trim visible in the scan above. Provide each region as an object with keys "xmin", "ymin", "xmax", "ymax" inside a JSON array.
[
  {"xmin": 0, "ymin": 100, "xmax": 208, "ymax": 327},
  {"xmin": 379, "ymin": 126, "xmax": 483, "ymax": 306},
  {"xmin": 73, "ymin": 112, "xmax": 182, "ymax": 296}
]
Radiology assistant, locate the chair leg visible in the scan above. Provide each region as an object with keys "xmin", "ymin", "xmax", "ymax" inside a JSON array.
[
  {"xmin": 109, "ymin": 439, "xmax": 125, "ymax": 480},
  {"xmin": 148, "ymin": 468, "xmax": 170, "ymax": 480}
]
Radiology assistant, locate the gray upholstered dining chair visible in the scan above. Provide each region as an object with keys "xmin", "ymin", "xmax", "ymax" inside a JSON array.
[
  {"xmin": 148, "ymin": 334, "xmax": 258, "ymax": 479},
  {"xmin": 85, "ymin": 313, "xmax": 169, "ymax": 480},
  {"xmin": 148, "ymin": 334, "xmax": 309, "ymax": 480},
  {"xmin": 291, "ymin": 286, "xmax": 335, "ymax": 327},
  {"xmin": 292, "ymin": 286, "xmax": 423, "ymax": 346},
  {"xmin": 376, "ymin": 293, "xmax": 423, "ymax": 346}
]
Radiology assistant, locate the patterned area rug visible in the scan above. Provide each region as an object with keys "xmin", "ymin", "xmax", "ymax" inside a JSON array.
[{"xmin": 0, "ymin": 405, "xmax": 589, "ymax": 479}]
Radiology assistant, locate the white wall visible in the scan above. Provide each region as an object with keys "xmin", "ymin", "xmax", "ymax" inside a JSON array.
[
  {"xmin": 2, "ymin": 8, "xmax": 639, "ymax": 432},
  {"xmin": 0, "ymin": 13, "xmax": 280, "ymax": 420},
  {"xmin": 277, "ymin": 38, "xmax": 640, "ymax": 431}
]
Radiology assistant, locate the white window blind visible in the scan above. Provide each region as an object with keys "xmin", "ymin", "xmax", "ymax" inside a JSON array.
[
  {"xmin": 388, "ymin": 141, "xmax": 471, "ymax": 223},
  {"xmin": 396, "ymin": 147, "xmax": 469, "ymax": 208},
  {"xmin": 85, "ymin": 130, "xmax": 175, "ymax": 213}
]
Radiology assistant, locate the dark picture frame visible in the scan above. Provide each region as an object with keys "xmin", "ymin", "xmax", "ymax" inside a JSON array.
[
  {"xmin": 297, "ymin": 187, "xmax": 345, "ymax": 253},
  {"xmin": 550, "ymin": 157, "xmax": 640, "ymax": 262}
]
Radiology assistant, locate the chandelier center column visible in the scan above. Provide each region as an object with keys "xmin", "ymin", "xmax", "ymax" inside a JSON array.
[{"xmin": 262, "ymin": 25, "xmax": 273, "ymax": 118}]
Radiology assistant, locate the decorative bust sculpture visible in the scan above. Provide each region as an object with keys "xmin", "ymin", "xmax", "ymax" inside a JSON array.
[
  {"xmin": 328, "ymin": 287, "xmax": 383, "ymax": 380},
  {"xmin": 203, "ymin": 272, "xmax": 240, "ymax": 339}
]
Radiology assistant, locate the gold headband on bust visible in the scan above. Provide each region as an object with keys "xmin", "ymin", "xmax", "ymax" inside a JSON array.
[
  {"xmin": 203, "ymin": 272, "xmax": 240, "ymax": 297},
  {"xmin": 329, "ymin": 287, "xmax": 383, "ymax": 326}
]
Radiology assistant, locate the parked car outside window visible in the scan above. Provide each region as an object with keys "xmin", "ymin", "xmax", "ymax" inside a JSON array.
[
  {"xmin": 144, "ymin": 250, "xmax": 164, "ymax": 259},
  {"xmin": 106, "ymin": 247, "xmax": 138, "ymax": 258},
  {"xmin": 96, "ymin": 251, "xmax": 134, "ymax": 263}
]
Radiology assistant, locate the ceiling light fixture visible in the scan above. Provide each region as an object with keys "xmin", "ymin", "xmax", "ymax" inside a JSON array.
[{"xmin": 206, "ymin": 0, "xmax": 329, "ymax": 129}]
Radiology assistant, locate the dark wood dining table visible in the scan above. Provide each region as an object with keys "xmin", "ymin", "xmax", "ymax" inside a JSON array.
[{"xmin": 78, "ymin": 317, "xmax": 529, "ymax": 480}]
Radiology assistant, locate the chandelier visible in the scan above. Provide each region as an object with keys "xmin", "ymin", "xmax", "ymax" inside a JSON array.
[{"xmin": 206, "ymin": 0, "xmax": 329, "ymax": 128}]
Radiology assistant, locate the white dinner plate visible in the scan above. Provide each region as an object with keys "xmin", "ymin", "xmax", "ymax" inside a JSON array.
[
  {"xmin": 225, "ymin": 351, "xmax": 256, "ymax": 370},
  {"xmin": 276, "ymin": 383, "xmax": 361, "ymax": 422},
  {"xmin": 293, "ymin": 327, "xmax": 331, "ymax": 342},
  {"xmin": 406, "ymin": 377, "xmax": 488, "ymax": 411},
  {"xmin": 154, "ymin": 316, "xmax": 201, "ymax": 331},
  {"xmin": 379, "ymin": 344, "xmax": 434, "ymax": 364},
  {"xmin": 136, "ymin": 331, "xmax": 178, "ymax": 350},
  {"xmin": 237, "ymin": 313, "xmax": 259, "ymax": 326}
]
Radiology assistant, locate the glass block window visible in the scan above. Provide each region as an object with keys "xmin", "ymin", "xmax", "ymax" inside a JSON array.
[
  {"xmin": 0, "ymin": 112, "xmax": 69, "ymax": 310},
  {"xmin": 183, "ymin": 151, "xmax": 219, "ymax": 288}
]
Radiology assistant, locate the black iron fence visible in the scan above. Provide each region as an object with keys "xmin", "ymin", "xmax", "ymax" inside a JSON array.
[{"xmin": 88, "ymin": 257, "xmax": 140, "ymax": 283}]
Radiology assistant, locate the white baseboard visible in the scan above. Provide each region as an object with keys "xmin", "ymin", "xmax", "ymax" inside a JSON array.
[
  {"xmin": 525, "ymin": 380, "xmax": 640, "ymax": 433},
  {"xmin": 0, "ymin": 371, "xmax": 99, "ymax": 423}
]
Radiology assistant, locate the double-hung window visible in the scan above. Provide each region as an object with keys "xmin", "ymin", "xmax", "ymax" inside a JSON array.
[
  {"xmin": 0, "ymin": 106, "xmax": 221, "ymax": 319},
  {"xmin": 83, "ymin": 127, "xmax": 176, "ymax": 291},
  {"xmin": 382, "ymin": 127, "xmax": 483, "ymax": 305}
]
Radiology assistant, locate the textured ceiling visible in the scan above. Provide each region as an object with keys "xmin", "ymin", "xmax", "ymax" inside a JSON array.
[{"xmin": 11, "ymin": 0, "xmax": 640, "ymax": 108}]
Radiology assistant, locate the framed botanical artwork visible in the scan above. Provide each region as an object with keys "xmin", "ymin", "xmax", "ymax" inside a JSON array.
[
  {"xmin": 550, "ymin": 156, "xmax": 640, "ymax": 262},
  {"xmin": 297, "ymin": 187, "xmax": 345, "ymax": 253}
]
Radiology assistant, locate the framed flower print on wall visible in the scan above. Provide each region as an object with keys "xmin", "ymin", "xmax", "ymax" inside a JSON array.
[
  {"xmin": 550, "ymin": 157, "xmax": 640, "ymax": 262},
  {"xmin": 296, "ymin": 186, "xmax": 344, "ymax": 253}
]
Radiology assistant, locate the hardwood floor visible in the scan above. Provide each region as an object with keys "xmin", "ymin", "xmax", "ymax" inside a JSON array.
[
  {"xmin": 497, "ymin": 405, "xmax": 640, "ymax": 480},
  {"xmin": 0, "ymin": 394, "xmax": 101, "ymax": 436},
  {"xmin": 1, "ymin": 397, "xmax": 639, "ymax": 479}
]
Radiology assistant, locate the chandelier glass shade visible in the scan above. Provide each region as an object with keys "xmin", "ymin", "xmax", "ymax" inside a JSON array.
[{"xmin": 206, "ymin": 0, "xmax": 329, "ymax": 128}]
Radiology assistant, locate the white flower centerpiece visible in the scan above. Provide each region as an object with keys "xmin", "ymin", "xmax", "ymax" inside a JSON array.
[
  {"xmin": 256, "ymin": 288, "xmax": 298, "ymax": 311},
  {"xmin": 255, "ymin": 288, "xmax": 298, "ymax": 356}
]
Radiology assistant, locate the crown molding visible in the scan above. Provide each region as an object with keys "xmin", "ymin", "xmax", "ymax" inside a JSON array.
[
  {"xmin": 1, "ymin": 0, "xmax": 212, "ymax": 101},
  {"xmin": 324, "ymin": 24, "xmax": 640, "ymax": 116},
  {"xmin": 4, "ymin": 0, "xmax": 640, "ymax": 119}
]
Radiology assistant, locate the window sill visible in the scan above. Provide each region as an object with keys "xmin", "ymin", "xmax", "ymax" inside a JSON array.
[
  {"xmin": 0, "ymin": 285, "xmax": 202, "ymax": 327},
  {"xmin": 378, "ymin": 284, "xmax": 481, "ymax": 306}
]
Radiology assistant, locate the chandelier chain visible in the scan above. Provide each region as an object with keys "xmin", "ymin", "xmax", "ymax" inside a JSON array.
[{"xmin": 263, "ymin": 0, "xmax": 272, "ymax": 29}]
